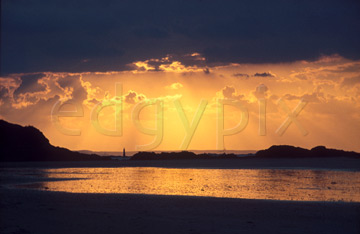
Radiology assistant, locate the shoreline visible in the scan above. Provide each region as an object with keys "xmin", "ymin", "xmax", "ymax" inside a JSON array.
[
  {"xmin": 1, "ymin": 157, "xmax": 359, "ymax": 171},
  {"xmin": 1, "ymin": 162, "xmax": 360, "ymax": 203}
]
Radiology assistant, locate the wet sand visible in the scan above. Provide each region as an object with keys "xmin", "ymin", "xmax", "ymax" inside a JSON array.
[
  {"xmin": 1, "ymin": 158, "xmax": 360, "ymax": 234},
  {"xmin": 1, "ymin": 187, "xmax": 359, "ymax": 234}
]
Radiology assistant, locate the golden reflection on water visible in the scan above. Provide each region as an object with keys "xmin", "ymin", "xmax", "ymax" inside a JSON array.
[{"xmin": 27, "ymin": 168, "xmax": 360, "ymax": 202}]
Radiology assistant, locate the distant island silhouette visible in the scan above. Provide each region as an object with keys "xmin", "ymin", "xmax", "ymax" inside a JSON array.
[
  {"xmin": 0, "ymin": 120, "xmax": 107, "ymax": 162},
  {"xmin": 1, "ymin": 119, "xmax": 359, "ymax": 162},
  {"xmin": 255, "ymin": 145, "xmax": 360, "ymax": 158},
  {"xmin": 131, "ymin": 151, "xmax": 239, "ymax": 160},
  {"xmin": 130, "ymin": 145, "xmax": 360, "ymax": 160}
]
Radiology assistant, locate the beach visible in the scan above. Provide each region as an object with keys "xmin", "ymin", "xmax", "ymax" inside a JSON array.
[
  {"xmin": 1, "ymin": 187, "xmax": 359, "ymax": 234},
  {"xmin": 1, "ymin": 158, "xmax": 360, "ymax": 234}
]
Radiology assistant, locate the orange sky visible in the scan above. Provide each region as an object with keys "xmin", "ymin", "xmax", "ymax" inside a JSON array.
[{"xmin": 1, "ymin": 53, "xmax": 359, "ymax": 152}]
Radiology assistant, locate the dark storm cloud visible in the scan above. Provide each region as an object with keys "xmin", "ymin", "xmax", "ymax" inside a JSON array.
[
  {"xmin": 56, "ymin": 75, "xmax": 88, "ymax": 101},
  {"xmin": 1, "ymin": 0, "xmax": 360, "ymax": 74},
  {"xmin": 233, "ymin": 73, "xmax": 250, "ymax": 78},
  {"xmin": 254, "ymin": 72, "xmax": 275, "ymax": 77},
  {"xmin": 13, "ymin": 73, "xmax": 47, "ymax": 96},
  {"xmin": 0, "ymin": 86, "xmax": 9, "ymax": 100}
]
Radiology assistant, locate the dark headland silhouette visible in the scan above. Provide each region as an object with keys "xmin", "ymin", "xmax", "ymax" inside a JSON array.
[
  {"xmin": 0, "ymin": 120, "xmax": 107, "ymax": 162},
  {"xmin": 1, "ymin": 119, "xmax": 359, "ymax": 162}
]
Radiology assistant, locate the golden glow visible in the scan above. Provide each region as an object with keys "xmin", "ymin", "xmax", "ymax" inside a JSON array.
[
  {"xmin": 22, "ymin": 167, "xmax": 360, "ymax": 202},
  {"xmin": 1, "ymin": 54, "xmax": 360, "ymax": 152}
]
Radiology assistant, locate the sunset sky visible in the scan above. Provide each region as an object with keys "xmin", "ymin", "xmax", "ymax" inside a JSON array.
[{"xmin": 1, "ymin": 0, "xmax": 360, "ymax": 152}]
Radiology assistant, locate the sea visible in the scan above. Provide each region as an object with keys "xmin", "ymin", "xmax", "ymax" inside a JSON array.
[{"xmin": 3, "ymin": 167, "xmax": 360, "ymax": 202}]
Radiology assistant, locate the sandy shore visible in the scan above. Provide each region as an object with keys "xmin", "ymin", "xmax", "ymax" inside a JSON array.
[{"xmin": 1, "ymin": 186, "xmax": 359, "ymax": 234}]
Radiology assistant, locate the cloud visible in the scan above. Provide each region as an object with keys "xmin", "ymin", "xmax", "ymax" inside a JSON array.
[
  {"xmin": 0, "ymin": 86, "xmax": 10, "ymax": 106},
  {"xmin": 2, "ymin": 0, "xmax": 360, "ymax": 74},
  {"xmin": 124, "ymin": 90, "xmax": 146, "ymax": 104},
  {"xmin": 233, "ymin": 73, "xmax": 250, "ymax": 78},
  {"xmin": 253, "ymin": 84, "xmax": 268, "ymax": 99},
  {"xmin": 341, "ymin": 76, "xmax": 360, "ymax": 87},
  {"xmin": 233, "ymin": 72, "xmax": 275, "ymax": 78},
  {"xmin": 165, "ymin": 82, "xmax": 183, "ymax": 90},
  {"xmin": 217, "ymin": 85, "xmax": 245, "ymax": 101},
  {"xmin": 0, "ymin": 73, "xmax": 93, "ymax": 110},
  {"xmin": 287, "ymin": 59, "xmax": 360, "ymax": 87},
  {"xmin": 0, "ymin": 86, "xmax": 8, "ymax": 99},
  {"xmin": 13, "ymin": 73, "xmax": 47, "ymax": 97},
  {"xmin": 10, "ymin": 73, "xmax": 52, "ymax": 108},
  {"xmin": 0, "ymin": 78, "xmax": 18, "ymax": 108},
  {"xmin": 203, "ymin": 68, "xmax": 210, "ymax": 74},
  {"xmin": 0, "ymin": 55, "xmax": 360, "ymax": 152},
  {"xmin": 328, "ymin": 63, "xmax": 360, "ymax": 73},
  {"xmin": 55, "ymin": 75, "xmax": 88, "ymax": 101},
  {"xmin": 131, "ymin": 54, "xmax": 207, "ymax": 73},
  {"xmin": 291, "ymin": 73, "xmax": 308, "ymax": 80},
  {"xmin": 222, "ymin": 86, "xmax": 236, "ymax": 99},
  {"xmin": 253, "ymin": 72, "xmax": 275, "ymax": 77},
  {"xmin": 283, "ymin": 87, "xmax": 325, "ymax": 103}
]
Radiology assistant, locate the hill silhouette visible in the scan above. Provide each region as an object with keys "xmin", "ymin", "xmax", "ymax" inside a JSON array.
[
  {"xmin": 255, "ymin": 145, "xmax": 360, "ymax": 158},
  {"xmin": 131, "ymin": 151, "xmax": 238, "ymax": 160},
  {"xmin": 1, "ymin": 120, "xmax": 358, "ymax": 162},
  {"xmin": 0, "ymin": 120, "xmax": 107, "ymax": 162},
  {"xmin": 130, "ymin": 146, "xmax": 360, "ymax": 160}
]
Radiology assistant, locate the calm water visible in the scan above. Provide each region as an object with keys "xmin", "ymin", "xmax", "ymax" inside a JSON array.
[{"xmin": 8, "ymin": 167, "xmax": 360, "ymax": 202}]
